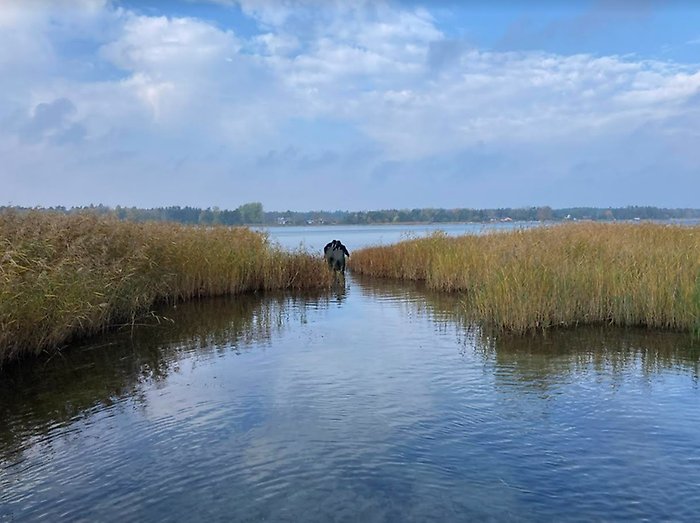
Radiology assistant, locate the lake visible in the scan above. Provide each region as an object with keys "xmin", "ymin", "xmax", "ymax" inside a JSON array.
[
  {"xmin": 256, "ymin": 222, "xmax": 543, "ymax": 252},
  {"xmin": 2, "ymin": 224, "xmax": 700, "ymax": 521}
]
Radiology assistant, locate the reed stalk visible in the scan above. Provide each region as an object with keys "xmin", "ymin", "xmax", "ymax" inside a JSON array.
[
  {"xmin": 0, "ymin": 211, "xmax": 332, "ymax": 364},
  {"xmin": 350, "ymin": 223, "xmax": 700, "ymax": 334}
]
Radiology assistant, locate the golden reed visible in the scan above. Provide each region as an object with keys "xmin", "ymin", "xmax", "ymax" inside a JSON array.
[
  {"xmin": 350, "ymin": 222, "xmax": 700, "ymax": 334},
  {"xmin": 0, "ymin": 211, "xmax": 332, "ymax": 364}
]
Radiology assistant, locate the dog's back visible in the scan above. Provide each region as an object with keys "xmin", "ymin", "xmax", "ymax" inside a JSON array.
[{"xmin": 324, "ymin": 240, "xmax": 350, "ymax": 274}]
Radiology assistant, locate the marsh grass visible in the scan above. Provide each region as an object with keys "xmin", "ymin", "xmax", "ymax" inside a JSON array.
[
  {"xmin": 0, "ymin": 211, "xmax": 332, "ymax": 365},
  {"xmin": 351, "ymin": 223, "xmax": 700, "ymax": 334}
]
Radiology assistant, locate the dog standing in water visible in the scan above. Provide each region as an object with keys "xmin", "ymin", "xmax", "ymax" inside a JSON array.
[{"xmin": 324, "ymin": 239, "xmax": 350, "ymax": 275}]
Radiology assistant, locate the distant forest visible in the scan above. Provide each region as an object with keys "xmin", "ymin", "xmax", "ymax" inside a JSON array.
[{"xmin": 3, "ymin": 203, "xmax": 700, "ymax": 226}]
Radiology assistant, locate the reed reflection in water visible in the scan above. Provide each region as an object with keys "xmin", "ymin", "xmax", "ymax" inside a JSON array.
[{"xmin": 1, "ymin": 276, "xmax": 700, "ymax": 522}]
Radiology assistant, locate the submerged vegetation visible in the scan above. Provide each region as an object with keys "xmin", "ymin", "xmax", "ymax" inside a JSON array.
[
  {"xmin": 351, "ymin": 223, "xmax": 700, "ymax": 334},
  {"xmin": 0, "ymin": 211, "xmax": 332, "ymax": 365}
]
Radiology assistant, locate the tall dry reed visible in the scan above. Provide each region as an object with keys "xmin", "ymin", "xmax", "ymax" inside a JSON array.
[
  {"xmin": 0, "ymin": 211, "xmax": 332, "ymax": 364},
  {"xmin": 350, "ymin": 223, "xmax": 700, "ymax": 334}
]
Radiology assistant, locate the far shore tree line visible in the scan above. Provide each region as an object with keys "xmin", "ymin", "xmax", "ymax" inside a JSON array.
[{"xmin": 2, "ymin": 203, "xmax": 699, "ymax": 226}]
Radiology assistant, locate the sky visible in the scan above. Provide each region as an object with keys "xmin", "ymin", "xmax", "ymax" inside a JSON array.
[{"xmin": 1, "ymin": 0, "xmax": 699, "ymax": 211}]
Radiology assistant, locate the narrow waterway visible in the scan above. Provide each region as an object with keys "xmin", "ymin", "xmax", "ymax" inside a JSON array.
[{"xmin": 2, "ymin": 275, "xmax": 699, "ymax": 521}]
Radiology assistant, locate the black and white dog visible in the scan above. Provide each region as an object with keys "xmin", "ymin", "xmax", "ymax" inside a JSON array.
[{"xmin": 323, "ymin": 239, "xmax": 350, "ymax": 275}]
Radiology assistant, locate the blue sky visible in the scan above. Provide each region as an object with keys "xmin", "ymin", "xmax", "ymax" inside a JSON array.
[{"xmin": 1, "ymin": 1, "xmax": 699, "ymax": 211}]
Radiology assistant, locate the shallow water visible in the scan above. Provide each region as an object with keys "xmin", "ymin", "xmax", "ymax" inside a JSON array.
[{"xmin": 2, "ymin": 275, "xmax": 699, "ymax": 522}]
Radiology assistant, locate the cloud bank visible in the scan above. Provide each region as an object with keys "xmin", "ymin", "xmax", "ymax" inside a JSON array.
[{"xmin": 1, "ymin": 0, "xmax": 699, "ymax": 209}]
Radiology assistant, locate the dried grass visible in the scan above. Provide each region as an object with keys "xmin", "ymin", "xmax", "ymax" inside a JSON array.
[
  {"xmin": 350, "ymin": 223, "xmax": 700, "ymax": 334},
  {"xmin": 0, "ymin": 211, "xmax": 332, "ymax": 364}
]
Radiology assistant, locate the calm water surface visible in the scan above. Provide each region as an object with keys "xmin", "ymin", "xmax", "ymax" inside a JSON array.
[
  {"xmin": 2, "ymin": 274, "xmax": 700, "ymax": 521},
  {"xmin": 257, "ymin": 222, "xmax": 542, "ymax": 251}
]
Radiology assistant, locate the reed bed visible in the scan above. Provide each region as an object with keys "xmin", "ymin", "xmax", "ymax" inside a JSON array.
[
  {"xmin": 350, "ymin": 223, "xmax": 700, "ymax": 334},
  {"xmin": 0, "ymin": 211, "xmax": 332, "ymax": 365}
]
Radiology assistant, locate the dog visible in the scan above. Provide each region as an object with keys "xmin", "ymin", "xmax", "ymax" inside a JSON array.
[{"xmin": 323, "ymin": 239, "xmax": 350, "ymax": 275}]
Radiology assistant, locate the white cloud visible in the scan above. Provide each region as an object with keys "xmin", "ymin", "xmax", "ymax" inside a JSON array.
[
  {"xmin": 101, "ymin": 14, "xmax": 241, "ymax": 74},
  {"xmin": 1, "ymin": 1, "xmax": 699, "ymax": 208},
  {"xmin": 97, "ymin": 13, "xmax": 247, "ymax": 125},
  {"xmin": 253, "ymin": 32, "xmax": 300, "ymax": 56},
  {"xmin": 234, "ymin": 0, "xmax": 350, "ymax": 28},
  {"xmin": 0, "ymin": 0, "xmax": 108, "ymax": 28}
]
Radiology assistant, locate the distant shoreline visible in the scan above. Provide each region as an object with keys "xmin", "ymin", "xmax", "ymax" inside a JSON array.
[
  {"xmin": 3, "ymin": 205, "xmax": 699, "ymax": 228},
  {"xmin": 257, "ymin": 217, "xmax": 700, "ymax": 227}
]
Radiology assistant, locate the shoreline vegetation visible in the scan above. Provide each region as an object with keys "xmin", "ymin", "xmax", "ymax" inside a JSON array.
[
  {"xmin": 0, "ymin": 211, "xmax": 332, "ymax": 367},
  {"xmin": 3, "ymin": 203, "xmax": 700, "ymax": 227},
  {"xmin": 2, "ymin": 212, "xmax": 699, "ymax": 367},
  {"xmin": 350, "ymin": 222, "xmax": 700, "ymax": 335}
]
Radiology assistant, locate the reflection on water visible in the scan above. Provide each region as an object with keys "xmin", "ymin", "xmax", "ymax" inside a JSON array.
[
  {"xmin": 354, "ymin": 274, "xmax": 700, "ymax": 378},
  {"xmin": 0, "ymin": 292, "xmax": 331, "ymax": 460},
  {"xmin": 2, "ymin": 276, "xmax": 700, "ymax": 521}
]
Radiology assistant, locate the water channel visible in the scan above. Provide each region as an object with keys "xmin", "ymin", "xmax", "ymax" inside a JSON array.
[{"xmin": 2, "ymin": 224, "xmax": 700, "ymax": 521}]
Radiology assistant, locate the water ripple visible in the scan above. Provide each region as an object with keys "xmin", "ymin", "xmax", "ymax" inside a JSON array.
[{"xmin": 2, "ymin": 280, "xmax": 700, "ymax": 521}]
